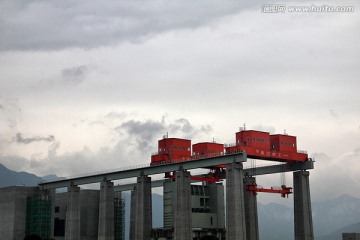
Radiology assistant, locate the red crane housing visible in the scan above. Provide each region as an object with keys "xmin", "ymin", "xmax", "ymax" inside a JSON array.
[
  {"xmin": 151, "ymin": 137, "xmax": 191, "ymax": 165},
  {"xmin": 150, "ymin": 128, "xmax": 308, "ymax": 165},
  {"xmin": 192, "ymin": 142, "xmax": 224, "ymax": 159},
  {"xmin": 226, "ymin": 130, "xmax": 308, "ymax": 162}
]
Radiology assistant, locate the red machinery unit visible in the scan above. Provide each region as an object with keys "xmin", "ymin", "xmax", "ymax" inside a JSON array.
[
  {"xmin": 192, "ymin": 142, "xmax": 224, "ymax": 159},
  {"xmin": 247, "ymin": 184, "xmax": 293, "ymax": 198},
  {"xmin": 270, "ymin": 134, "xmax": 297, "ymax": 152},
  {"xmin": 236, "ymin": 130, "xmax": 270, "ymax": 149},
  {"xmin": 151, "ymin": 128, "xmax": 308, "ymax": 165},
  {"xmin": 151, "ymin": 137, "xmax": 191, "ymax": 165},
  {"xmin": 226, "ymin": 129, "xmax": 308, "ymax": 162}
]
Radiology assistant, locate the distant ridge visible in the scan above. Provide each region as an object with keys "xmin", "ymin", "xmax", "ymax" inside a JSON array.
[
  {"xmin": 317, "ymin": 221, "xmax": 360, "ymax": 240},
  {"xmin": 0, "ymin": 163, "xmax": 43, "ymax": 187}
]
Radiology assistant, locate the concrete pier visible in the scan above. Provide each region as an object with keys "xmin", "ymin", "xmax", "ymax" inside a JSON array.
[
  {"xmin": 293, "ymin": 171, "xmax": 314, "ymax": 240},
  {"xmin": 98, "ymin": 181, "xmax": 115, "ymax": 240},
  {"xmin": 134, "ymin": 176, "xmax": 152, "ymax": 240},
  {"xmin": 174, "ymin": 170, "xmax": 192, "ymax": 240},
  {"xmin": 130, "ymin": 189, "xmax": 136, "ymax": 240},
  {"xmin": 65, "ymin": 185, "xmax": 80, "ymax": 240},
  {"xmin": 226, "ymin": 163, "xmax": 247, "ymax": 240},
  {"xmin": 244, "ymin": 177, "xmax": 259, "ymax": 240}
]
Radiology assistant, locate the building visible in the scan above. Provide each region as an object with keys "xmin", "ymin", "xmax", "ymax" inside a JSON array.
[
  {"xmin": 53, "ymin": 190, "xmax": 100, "ymax": 240},
  {"xmin": 0, "ymin": 186, "xmax": 125, "ymax": 240},
  {"xmin": 0, "ymin": 186, "xmax": 53, "ymax": 240},
  {"xmin": 343, "ymin": 233, "xmax": 360, "ymax": 240},
  {"xmin": 160, "ymin": 180, "xmax": 225, "ymax": 240}
]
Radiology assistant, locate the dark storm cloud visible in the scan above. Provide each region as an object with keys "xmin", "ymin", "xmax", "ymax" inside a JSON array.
[
  {"xmin": 116, "ymin": 117, "xmax": 212, "ymax": 152},
  {"xmin": 15, "ymin": 133, "xmax": 55, "ymax": 144},
  {"xmin": 168, "ymin": 118, "xmax": 212, "ymax": 139},
  {"xmin": 61, "ymin": 65, "xmax": 90, "ymax": 84},
  {"xmin": 0, "ymin": 0, "xmax": 253, "ymax": 51},
  {"xmin": 117, "ymin": 119, "xmax": 166, "ymax": 151}
]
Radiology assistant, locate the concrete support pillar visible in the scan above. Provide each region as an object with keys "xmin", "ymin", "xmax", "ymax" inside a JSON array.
[
  {"xmin": 135, "ymin": 176, "xmax": 152, "ymax": 240},
  {"xmin": 98, "ymin": 181, "xmax": 115, "ymax": 240},
  {"xmin": 226, "ymin": 163, "xmax": 246, "ymax": 240},
  {"xmin": 65, "ymin": 185, "xmax": 80, "ymax": 240},
  {"xmin": 174, "ymin": 170, "xmax": 192, "ymax": 240},
  {"xmin": 40, "ymin": 188, "xmax": 55, "ymax": 239},
  {"xmin": 244, "ymin": 177, "xmax": 259, "ymax": 240},
  {"xmin": 293, "ymin": 171, "xmax": 314, "ymax": 240},
  {"xmin": 114, "ymin": 191, "xmax": 124, "ymax": 240},
  {"xmin": 129, "ymin": 189, "xmax": 136, "ymax": 240}
]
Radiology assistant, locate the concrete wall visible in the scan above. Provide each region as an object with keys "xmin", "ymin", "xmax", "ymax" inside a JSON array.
[
  {"xmin": 0, "ymin": 186, "xmax": 40, "ymax": 240},
  {"xmin": 173, "ymin": 170, "xmax": 192, "ymax": 240},
  {"xmin": 163, "ymin": 181, "xmax": 225, "ymax": 230},
  {"xmin": 244, "ymin": 177, "xmax": 259, "ymax": 240},
  {"xmin": 98, "ymin": 181, "xmax": 114, "ymax": 240},
  {"xmin": 53, "ymin": 190, "xmax": 100, "ymax": 240},
  {"xmin": 342, "ymin": 233, "xmax": 360, "ymax": 240},
  {"xmin": 293, "ymin": 171, "xmax": 313, "ymax": 240},
  {"xmin": 226, "ymin": 163, "xmax": 247, "ymax": 240},
  {"xmin": 134, "ymin": 176, "xmax": 152, "ymax": 240}
]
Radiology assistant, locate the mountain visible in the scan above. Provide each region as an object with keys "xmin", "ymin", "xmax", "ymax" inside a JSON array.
[
  {"xmin": 0, "ymin": 163, "xmax": 65, "ymax": 188},
  {"xmin": 258, "ymin": 202, "xmax": 294, "ymax": 240},
  {"xmin": 0, "ymin": 163, "xmax": 44, "ymax": 187},
  {"xmin": 317, "ymin": 221, "xmax": 360, "ymax": 240},
  {"xmin": 257, "ymin": 194, "xmax": 360, "ymax": 240},
  {"xmin": 313, "ymin": 194, "xmax": 360, "ymax": 236}
]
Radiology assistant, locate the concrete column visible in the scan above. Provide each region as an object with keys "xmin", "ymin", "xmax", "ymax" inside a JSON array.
[
  {"xmin": 293, "ymin": 171, "xmax": 314, "ymax": 240},
  {"xmin": 244, "ymin": 177, "xmax": 259, "ymax": 240},
  {"xmin": 135, "ymin": 176, "xmax": 152, "ymax": 240},
  {"xmin": 65, "ymin": 185, "xmax": 80, "ymax": 240},
  {"xmin": 114, "ymin": 191, "xmax": 124, "ymax": 240},
  {"xmin": 40, "ymin": 188, "xmax": 55, "ymax": 239},
  {"xmin": 173, "ymin": 170, "xmax": 192, "ymax": 240},
  {"xmin": 129, "ymin": 189, "xmax": 136, "ymax": 240},
  {"xmin": 226, "ymin": 163, "xmax": 246, "ymax": 240},
  {"xmin": 98, "ymin": 181, "xmax": 115, "ymax": 240}
]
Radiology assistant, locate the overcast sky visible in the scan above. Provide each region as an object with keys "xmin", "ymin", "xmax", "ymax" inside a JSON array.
[{"xmin": 0, "ymin": 0, "xmax": 359, "ymax": 204}]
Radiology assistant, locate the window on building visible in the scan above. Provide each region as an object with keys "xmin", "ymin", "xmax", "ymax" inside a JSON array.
[{"xmin": 55, "ymin": 206, "xmax": 60, "ymax": 213}]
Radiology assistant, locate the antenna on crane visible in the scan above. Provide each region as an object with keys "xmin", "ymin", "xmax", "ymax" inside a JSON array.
[{"xmin": 163, "ymin": 131, "xmax": 168, "ymax": 139}]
